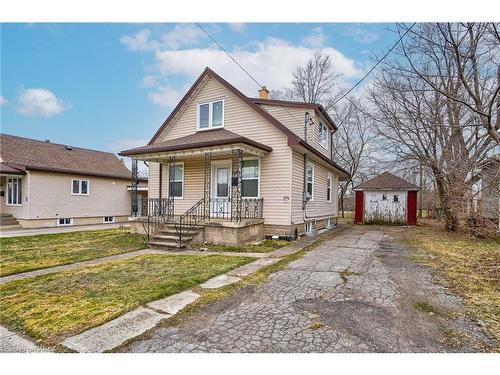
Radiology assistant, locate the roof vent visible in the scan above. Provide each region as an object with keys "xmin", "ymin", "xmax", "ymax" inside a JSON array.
[
  {"xmin": 65, "ymin": 146, "xmax": 73, "ymax": 150},
  {"xmin": 45, "ymin": 139, "xmax": 50, "ymax": 143}
]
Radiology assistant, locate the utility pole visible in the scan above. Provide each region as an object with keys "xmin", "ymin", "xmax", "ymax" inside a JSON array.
[{"xmin": 419, "ymin": 161, "xmax": 423, "ymax": 219}]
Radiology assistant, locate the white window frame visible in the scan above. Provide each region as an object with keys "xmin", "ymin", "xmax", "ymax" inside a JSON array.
[
  {"xmin": 318, "ymin": 122, "xmax": 328, "ymax": 149},
  {"xmin": 103, "ymin": 216, "xmax": 115, "ymax": 223},
  {"xmin": 6, "ymin": 177, "xmax": 23, "ymax": 206},
  {"xmin": 197, "ymin": 99, "xmax": 225, "ymax": 131},
  {"xmin": 169, "ymin": 162, "xmax": 184, "ymax": 199},
  {"xmin": 241, "ymin": 157, "xmax": 260, "ymax": 198},
  {"xmin": 306, "ymin": 163, "xmax": 314, "ymax": 201},
  {"xmin": 57, "ymin": 218, "xmax": 73, "ymax": 226},
  {"xmin": 71, "ymin": 179, "xmax": 90, "ymax": 196},
  {"xmin": 326, "ymin": 173, "xmax": 332, "ymax": 202}
]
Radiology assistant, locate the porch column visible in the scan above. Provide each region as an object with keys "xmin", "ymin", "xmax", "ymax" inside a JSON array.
[
  {"xmin": 167, "ymin": 156, "xmax": 176, "ymax": 217},
  {"xmin": 131, "ymin": 159, "xmax": 139, "ymax": 216},
  {"xmin": 231, "ymin": 148, "xmax": 243, "ymax": 222},
  {"xmin": 203, "ymin": 152, "xmax": 211, "ymax": 219}
]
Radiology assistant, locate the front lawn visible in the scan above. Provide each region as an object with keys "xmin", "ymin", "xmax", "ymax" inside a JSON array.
[
  {"xmin": 403, "ymin": 224, "xmax": 500, "ymax": 344},
  {"xmin": 0, "ymin": 229, "xmax": 146, "ymax": 277},
  {"xmin": 192, "ymin": 239, "xmax": 290, "ymax": 253},
  {"xmin": 0, "ymin": 254, "xmax": 253, "ymax": 345}
]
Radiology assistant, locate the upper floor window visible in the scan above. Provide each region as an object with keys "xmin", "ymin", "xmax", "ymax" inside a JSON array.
[
  {"xmin": 198, "ymin": 100, "xmax": 224, "ymax": 130},
  {"xmin": 72, "ymin": 179, "xmax": 89, "ymax": 195},
  {"xmin": 319, "ymin": 122, "xmax": 328, "ymax": 148}
]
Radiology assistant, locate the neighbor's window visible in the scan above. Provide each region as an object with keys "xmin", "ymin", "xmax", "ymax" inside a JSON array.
[
  {"xmin": 319, "ymin": 122, "xmax": 328, "ymax": 148},
  {"xmin": 306, "ymin": 163, "xmax": 314, "ymax": 200},
  {"xmin": 7, "ymin": 177, "xmax": 22, "ymax": 206},
  {"xmin": 170, "ymin": 164, "xmax": 184, "ymax": 198},
  {"xmin": 72, "ymin": 179, "xmax": 89, "ymax": 195},
  {"xmin": 326, "ymin": 173, "xmax": 332, "ymax": 202},
  {"xmin": 58, "ymin": 218, "xmax": 73, "ymax": 226},
  {"xmin": 242, "ymin": 159, "xmax": 259, "ymax": 197},
  {"xmin": 103, "ymin": 216, "xmax": 114, "ymax": 223},
  {"xmin": 393, "ymin": 195, "xmax": 399, "ymax": 203},
  {"xmin": 198, "ymin": 100, "xmax": 224, "ymax": 129},
  {"xmin": 382, "ymin": 193, "xmax": 387, "ymax": 201}
]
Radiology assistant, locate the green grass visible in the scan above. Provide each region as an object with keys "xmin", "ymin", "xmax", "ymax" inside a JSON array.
[
  {"xmin": 192, "ymin": 239, "xmax": 290, "ymax": 253},
  {"xmin": 0, "ymin": 253, "xmax": 253, "ymax": 345},
  {"xmin": 403, "ymin": 224, "xmax": 500, "ymax": 345},
  {"xmin": 0, "ymin": 229, "xmax": 147, "ymax": 277}
]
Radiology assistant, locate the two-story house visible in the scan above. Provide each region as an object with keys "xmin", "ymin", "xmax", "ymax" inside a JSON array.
[{"xmin": 120, "ymin": 67, "xmax": 349, "ymax": 247}]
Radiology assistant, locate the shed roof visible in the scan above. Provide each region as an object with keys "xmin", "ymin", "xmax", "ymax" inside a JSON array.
[
  {"xmin": 0, "ymin": 133, "xmax": 134, "ymax": 180},
  {"xmin": 354, "ymin": 172, "xmax": 419, "ymax": 191}
]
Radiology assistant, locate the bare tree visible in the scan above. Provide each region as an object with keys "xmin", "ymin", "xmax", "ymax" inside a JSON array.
[
  {"xmin": 368, "ymin": 30, "xmax": 495, "ymax": 231},
  {"xmin": 397, "ymin": 23, "xmax": 500, "ymax": 143}
]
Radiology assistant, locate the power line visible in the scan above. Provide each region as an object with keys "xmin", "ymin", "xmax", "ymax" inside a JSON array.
[{"xmin": 331, "ymin": 23, "xmax": 416, "ymax": 106}]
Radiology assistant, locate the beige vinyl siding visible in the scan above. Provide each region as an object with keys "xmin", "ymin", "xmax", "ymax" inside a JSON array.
[
  {"xmin": 148, "ymin": 162, "xmax": 160, "ymax": 199},
  {"xmin": 150, "ymin": 76, "xmax": 291, "ymax": 225},
  {"xmin": 26, "ymin": 171, "xmax": 131, "ymax": 220},
  {"xmin": 259, "ymin": 105, "xmax": 332, "ymax": 159},
  {"xmin": 291, "ymin": 150, "xmax": 338, "ymax": 224}
]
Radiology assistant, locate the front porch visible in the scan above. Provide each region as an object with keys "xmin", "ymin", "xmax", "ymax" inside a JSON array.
[{"xmin": 122, "ymin": 129, "xmax": 272, "ymax": 247}]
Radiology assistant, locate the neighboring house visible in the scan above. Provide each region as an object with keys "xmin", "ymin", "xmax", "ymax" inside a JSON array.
[
  {"xmin": 120, "ymin": 67, "xmax": 349, "ymax": 247},
  {"xmin": 471, "ymin": 154, "xmax": 499, "ymax": 227},
  {"xmin": 354, "ymin": 172, "xmax": 419, "ymax": 225},
  {"xmin": 0, "ymin": 133, "xmax": 147, "ymax": 229}
]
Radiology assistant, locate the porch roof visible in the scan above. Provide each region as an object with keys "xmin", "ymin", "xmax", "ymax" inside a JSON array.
[
  {"xmin": 0, "ymin": 162, "xmax": 26, "ymax": 175},
  {"xmin": 119, "ymin": 129, "xmax": 272, "ymax": 159}
]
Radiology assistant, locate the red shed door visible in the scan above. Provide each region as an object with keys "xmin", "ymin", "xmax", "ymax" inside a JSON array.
[
  {"xmin": 355, "ymin": 191, "xmax": 364, "ymax": 224},
  {"xmin": 407, "ymin": 191, "xmax": 417, "ymax": 225}
]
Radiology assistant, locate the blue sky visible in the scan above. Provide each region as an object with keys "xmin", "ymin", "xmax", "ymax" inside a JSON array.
[{"xmin": 1, "ymin": 23, "xmax": 394, "ymax": 155}]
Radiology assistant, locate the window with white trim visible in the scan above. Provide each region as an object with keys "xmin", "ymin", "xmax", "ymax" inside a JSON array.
[
  {"xmin": 306, "ymin": 163, "xmax": 314, "ymax": 200},
  {"xmin": 7, "ymin": 177, "xmax": 22, "ymax": 206},
  {"xmin": 319, "ymin": 122, "xmax": 328, "ymax": 148},
  {"xmin": 103, "ymin": 216, "xmax": 114, "ymax": 223},
  {"xmin": 170, "ymin": 163, "xmax": 184, "ymax": 198},
  {"xmin": 198, "ymin": 100, "xmax": 224, "ymax": 130},
  {"xmin": 242, "ymin": 159, "xmax": 259, "ymax": 197},
  {"xmin": 72, "ymin": 179, "xmax": 89, "ymax": 195},
  {"xmin": 326, "ymin": 173, "xmax": 332, "ymax": 202},
  {"xmin": 58, "ymin": 218, "xmax": 73, "ymax": 226}
]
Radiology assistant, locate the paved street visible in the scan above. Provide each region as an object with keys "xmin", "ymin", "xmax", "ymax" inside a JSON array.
[{"xmin": 121, "ymin": 226, "xmax": 491, "ymax": 353}]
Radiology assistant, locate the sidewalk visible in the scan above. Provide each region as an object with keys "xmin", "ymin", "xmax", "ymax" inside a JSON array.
[{"xmin": 0, "ymin": 223, "xmax": 130, "ymax": 238}]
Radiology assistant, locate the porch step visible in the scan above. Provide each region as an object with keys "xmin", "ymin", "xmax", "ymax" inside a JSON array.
[
  {"xmin": 0, "ymin": 214, "xmax": 19, "ymax": 227},
  {"xmin": 0, "ymin": 224, "xmax": 22, "ymax": 230},
  {"xmin": 153, "ymin": 234, "xmax": 193, "ymax": 242},
  {"xmin": 148, "ymin": 240, "xmax": 189, "ymax": 249}
]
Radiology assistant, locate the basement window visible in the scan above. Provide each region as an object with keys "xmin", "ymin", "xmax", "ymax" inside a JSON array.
[
  {"xmin": 393, "ymin": 195, "xmax": 399, "ymax": 203},
  {"xmin": 103, "ymin": 216, "xmax": 115, "ymax": 223},
  {"xmin": 58, "ymin": 218, "xmax": 73, "ymax": 226},
  {"xmin": 382, "ymin": 193, "xmax": 387, "ymax": 201}
]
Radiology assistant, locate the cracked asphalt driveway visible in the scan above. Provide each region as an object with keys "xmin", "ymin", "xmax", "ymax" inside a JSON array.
[{"xmin": 120, "ymin": 226, "xmax": 492, "ymax": 353}]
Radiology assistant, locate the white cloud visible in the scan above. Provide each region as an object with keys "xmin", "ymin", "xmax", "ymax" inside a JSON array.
[
  {"xmin": 120, "ymin": 29, "xmax": 157, "ymax": 51},
  {"xmin": 343, "ymin": 25, "xmax": 379, "ymax": 44},
  {"xmin": 147, "ymin": 85, "xmax": 184, "ymax": 108},
  {"xmin": 229, "ymin": 23, "xmax": 246, "ymax": 33},
  {"xmin": 16, "ymin": 88, "xmax": 68, "ymax": 117},
  {"xmin": 0, "ymin": 95, "xmax": 7, "ymax": 106},
  {"xmin": 153, "ymin": 37, "xmax": 363, "ymax": 96},
  {"xmin": 301, "ymin": 27, "xmax": 327, "ymax": 48},
  {"xmin": 160, "ymin": 24, "xmax": 205, "ymax": 50},
  {"xmin": 107, "ymin": 138, "xmax": 149, "ymax": 154},
  {"xmin": 140, "ymin": 75, "xmax": 158, "ymax": 88}
]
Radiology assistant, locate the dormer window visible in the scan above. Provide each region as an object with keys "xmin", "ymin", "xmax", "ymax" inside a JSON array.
[
  {"xmin": 198, "ymin": 100, "xmax": 224, "ymax": 130},
  {"xmin": 319, "ymin": 122, "xmax": 328, "ymax": 148}
]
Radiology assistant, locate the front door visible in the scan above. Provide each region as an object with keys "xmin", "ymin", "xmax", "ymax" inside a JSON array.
[{"xmin": 211, "ymin": 161, "xmax": 231, "ymax": 218}]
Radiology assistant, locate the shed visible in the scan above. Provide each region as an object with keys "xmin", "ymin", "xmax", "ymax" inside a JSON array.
[{"xmin": 354, "ymin": 172, "xmax": 419, "ymax": 225}]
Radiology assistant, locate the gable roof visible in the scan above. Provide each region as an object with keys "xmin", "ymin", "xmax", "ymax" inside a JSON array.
[
  {"xmin": 145, "ymin": 67, "xmax": 348, "ymax": 176},
  {"xmin": 354, "ymin": 172, "xmax": 419, "ymax": 191},
  {"xmin": 250, "ymin": 98, "xmax": 337, "ymax": 130},
  {"xmin": 0, "ymin": 133, "xmax": 133, "ymax": 180},
  {"xmin": 121, "ymin": 129, "xmax": 272, "ymax": 156}
]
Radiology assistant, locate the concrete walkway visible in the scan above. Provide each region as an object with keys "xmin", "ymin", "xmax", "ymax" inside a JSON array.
[
  {"xmin": 59, "ymin": 227, "xmax": 344, "ymax": 353},
  {"xmin": 0, "ymin": 223, "xmax": 130, "ymax": 238},
  {"xmin": 0, "ymin": 326, "xmax": 50, "ymax": 353}
]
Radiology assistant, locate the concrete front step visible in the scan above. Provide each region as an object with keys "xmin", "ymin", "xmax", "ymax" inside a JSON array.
[
  {"xmin": 153, "ymin": 234, "xmax": 193, "ymax": 242},
  {"xmin": 148, "ymin": 240, "xmax": 188, "ymax": 249},
  {"xmin": 0, "ymin": 224, "xmax": 21, "ymax": 230}
]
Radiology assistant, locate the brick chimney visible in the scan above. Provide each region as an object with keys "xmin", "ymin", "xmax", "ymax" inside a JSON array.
[{"xmin": 258, "ymin": 86, "xmax": 269, "ymax": 100}]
